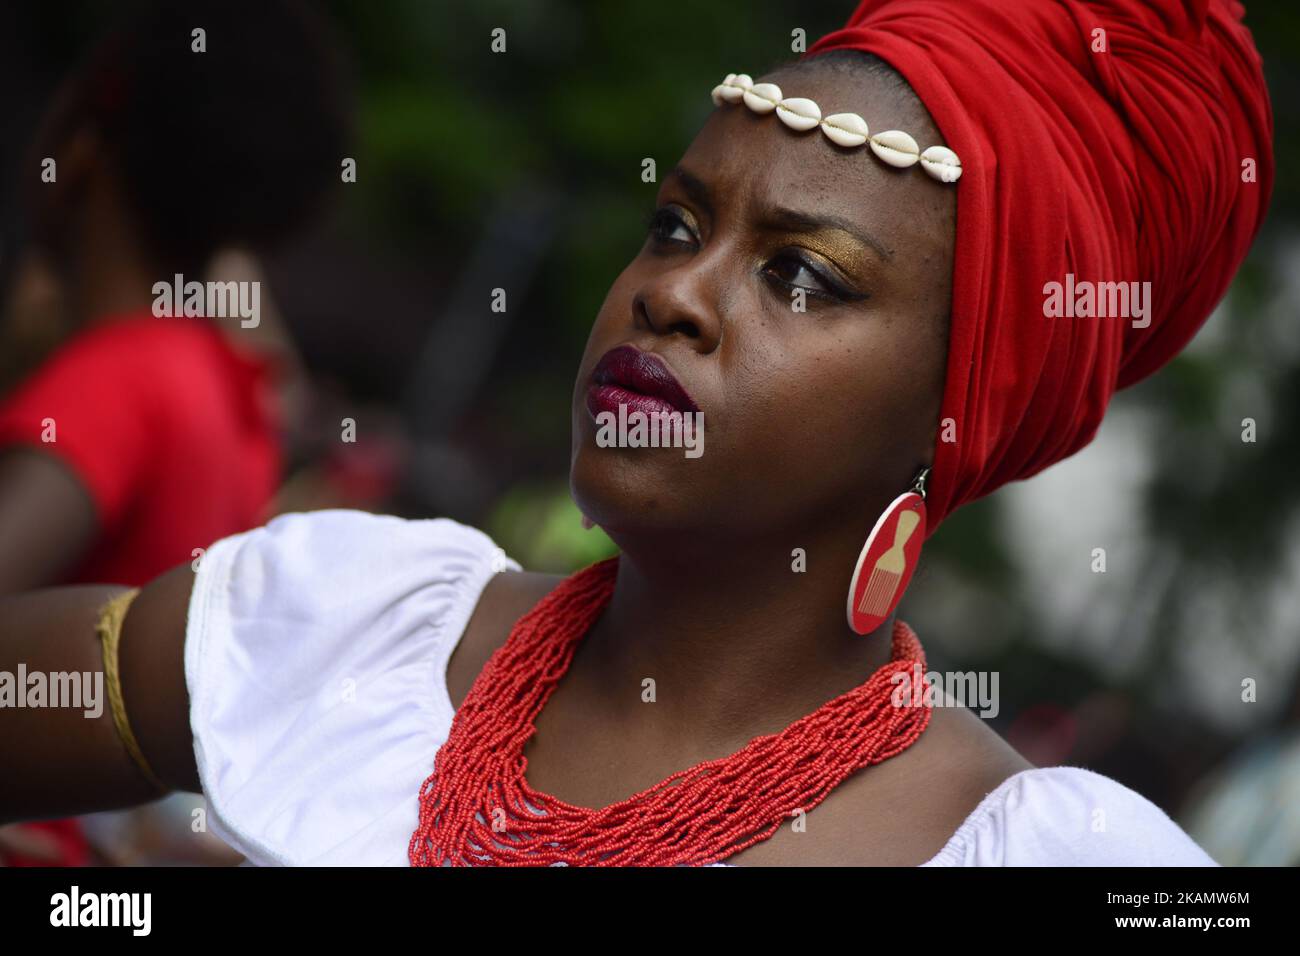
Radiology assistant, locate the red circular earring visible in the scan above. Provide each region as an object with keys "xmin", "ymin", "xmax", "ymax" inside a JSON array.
[{"xmin": 846, "ymin": 467, "xmax": 929, "ymax": 635}]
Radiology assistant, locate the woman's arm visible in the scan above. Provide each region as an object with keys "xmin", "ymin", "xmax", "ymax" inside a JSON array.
[{"xmin": 0, "ymin": 563, "xmax": 199, "ymax": 823}]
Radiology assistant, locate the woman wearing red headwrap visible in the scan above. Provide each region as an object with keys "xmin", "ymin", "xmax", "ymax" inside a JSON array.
[{"xmin": 0, "ymin": 0, "xmax": 1272, "ymax": 865}]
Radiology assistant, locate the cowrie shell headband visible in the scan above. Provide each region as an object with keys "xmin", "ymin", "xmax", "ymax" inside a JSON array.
[{"xmin": 710, "ymin": 72, "xmax": 962, "ymax": 183}]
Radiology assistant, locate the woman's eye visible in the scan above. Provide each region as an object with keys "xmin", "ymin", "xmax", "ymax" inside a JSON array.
[
  {"xmin": 763, "ymin": 253, "xmax": 835, "ymax": 299},
  {"xmin": 762, "ymin": 252, "xmax": 868, "ymax": 304},
  {"xmin": 646, "ymin": 207, "xmax": 696, "ymax": 246}
]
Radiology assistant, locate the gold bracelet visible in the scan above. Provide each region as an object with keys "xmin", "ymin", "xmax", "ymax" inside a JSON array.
[{"xmin": 95, "ymin": 588, "xmax": 169, "ymax": 793}]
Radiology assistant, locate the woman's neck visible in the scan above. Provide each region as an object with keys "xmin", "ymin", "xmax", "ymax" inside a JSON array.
[
  {"xmin": 577, "ymin": 528, "xmax": 899, "ymax": 754},
  {"xmin": 65, "ymin": 168, "xmax": 163, "ymax": 324}
]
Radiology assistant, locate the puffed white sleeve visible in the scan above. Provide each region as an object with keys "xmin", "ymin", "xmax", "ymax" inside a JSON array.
[
  {"xmin": 183, "ymin": 509, "xmax": 520, "ymax": 866},
  {"xmin": 921, "ymin": 766, "xmax": 1221, "ymax": 866}
]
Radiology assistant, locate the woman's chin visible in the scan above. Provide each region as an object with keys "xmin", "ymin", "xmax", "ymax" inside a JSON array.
[{"xmin": 569, "ymin": 448, "xmax": 702, "ymax": 538}]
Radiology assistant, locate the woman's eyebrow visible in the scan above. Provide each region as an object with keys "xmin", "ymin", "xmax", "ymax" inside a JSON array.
[
  {"xmin": 667, "ymin": 165, "xmax": 714, "ymax": 217},
  {"xmin": 761, "ymin": 206, "xmax": 892, "ymax": 261},
  {"xmin": 665, "ymin": 165, "xmax": 890, "ymax": 262}
]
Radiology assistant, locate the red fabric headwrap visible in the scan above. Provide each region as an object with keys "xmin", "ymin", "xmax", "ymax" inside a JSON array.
[{"xmin": 806, "ymin": 0, "xmax": 1273, "ymax": 537}]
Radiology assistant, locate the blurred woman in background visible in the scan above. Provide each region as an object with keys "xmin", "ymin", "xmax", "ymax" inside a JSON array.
[{"xmin": 0, "ymin": 0, "xmax": 351, "ymax": 864}]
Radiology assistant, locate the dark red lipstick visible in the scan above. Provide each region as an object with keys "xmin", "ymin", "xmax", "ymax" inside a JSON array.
[{"xmin": 586, "ymin": 345, "xmax": 701, "ymax": 421}]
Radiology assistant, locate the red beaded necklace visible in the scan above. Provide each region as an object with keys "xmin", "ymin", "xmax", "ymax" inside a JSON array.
[{"xmin": 409, "ymin": 555, "xmax": 932, "ymax": 866}]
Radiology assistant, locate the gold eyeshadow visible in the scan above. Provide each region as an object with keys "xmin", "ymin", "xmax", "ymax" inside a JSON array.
[{"xmin": 780, "ymin": 230, "xmax": 873, "ymax": 278}]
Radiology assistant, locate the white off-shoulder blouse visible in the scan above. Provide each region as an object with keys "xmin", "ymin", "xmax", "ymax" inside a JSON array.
[{"xmin": 183, "ymin": 509, "xmax": 1219, "ymax": 867}]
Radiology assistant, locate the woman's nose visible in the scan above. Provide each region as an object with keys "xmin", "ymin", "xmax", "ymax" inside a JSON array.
[{"xmin": 631, "ymin": 261, "xmax": 724, "ymax": 353}]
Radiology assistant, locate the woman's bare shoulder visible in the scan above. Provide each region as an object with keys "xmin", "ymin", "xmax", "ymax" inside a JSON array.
[
  {"xmin": 722, "ymin": 691, "xmax": 1032, "ymax": 866},
  {"xmin": 447, "ymin": 568, "xmax": 565, "ymax": 710}
]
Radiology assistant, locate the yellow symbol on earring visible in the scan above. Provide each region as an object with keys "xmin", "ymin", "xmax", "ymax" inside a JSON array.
[{"xmin": 857, "ymin": 510, "xmax": 920, "ymax": 618}]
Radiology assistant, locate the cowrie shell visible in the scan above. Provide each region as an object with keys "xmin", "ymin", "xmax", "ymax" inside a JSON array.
[
  {"xmin": 718, "ymin": 73, "xmax": 752, "ymax": 103},
  {"xmin": 711, "ymin": 75, "xmax": 737, "ymax": 104},
  {"xmin": 920, "ymin": 145, "xmax": 962, "ymax": 182},
  {"xmin": 742, "ymin": 82, "xmax": 782, "ymax": 114},
  {"xmin": 869, "ymin": 129, "xmax": 920, "ymax": 168},
  {"xmin": 775, "ymin": 97, "xmax": 821, "ymax": 131},
  {"xmin": 820, "ymin": 112, "xmax": 869, "ymax": 147}
]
